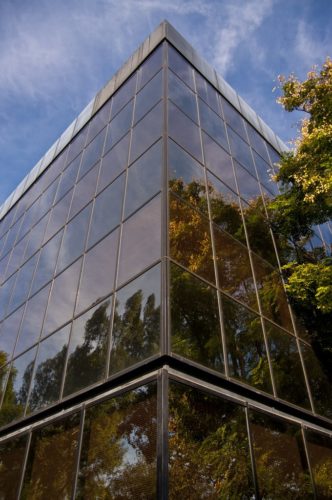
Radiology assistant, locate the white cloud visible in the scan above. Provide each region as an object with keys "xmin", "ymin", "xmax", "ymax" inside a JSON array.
[{"xmin": 295, "ymin": 19, "xmax": 331, "ymax": 68}]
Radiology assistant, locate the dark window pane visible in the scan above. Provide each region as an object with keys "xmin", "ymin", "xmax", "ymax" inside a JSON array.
[
  {"xmin": 110, "ymin": 265, "xmax": 160, "ymax": 374},
  {"xmin": 14, "ymin": 284, "xmax": 51, "ymax": 356},
  {"xmin": 69, "ymin": 161, "xmax": 99, "ymax": 219},
  {"xmin": 24, "ymin": 212, "xmax": 49, "ymax": 261},
  {"xmin": 118, "ymin": 195, "xmax": 161, "ymax": 286},
  {"xmin": 168, "ymin": 139, "xmax": 207, "ymax": 214},
  {"xmin": 214, "ymin": 225, "xmax": 258, "ymax": 310},
  {"xmin": 76, "ymin": 229, "xmax": 119, "ymax": 314},
  {"xmin": 63, "ymin": 299, "xmax": 112, "ymax": 396},
  {"xmin": 97, "ymin": 133, "xmax": 129, "ymax": 193},
  {"xmin": 134, "ymin": 69, "xmax": 162, "ymax": 124},
  {"xmin": 79, "ymin": 127, "xmax": 106, "ymax": 180},
  {"xmin": 42, "ymin": 258, "xmax": 82, "ymax": 337},
  {"xmin": 88, "ymin": 173, "xmax": 125, "ymax": 248},
  {"xmin": 57, "ymin": 203, "xmax": 91, "ymax": 273},
  {"xmin": 251, "ymin": 253, "xmax": 293, "ymax": 331},
  {"xmin": 250, "ymin": 411, "xmax": 313, "ymax": 498},
  {"xmin": 170, "ymin": 264, "xmax": 223, "ymax": 372},
  {"xmin": 0, "ymin": 434, "xmax": 28, "ymax": 500},
  {"xmin": 168, "ymin": 70, "xmax": 197, "ymax": 123},
  {"xmin": 265, "ymin": 321, "xmax": 310, "ymax": 408},
  {"xmin": 43, "ymin": 189, "xmax": 73, "ymax": 243},
  {"xmin": 222, "ymin": 295, "xmax": 272, "ymax": 392},
  {"xmin": 124, "ymin": 140, "xmax": 162, "ymax": 218},
  {"xmin": 202, "ymin": 132, "xmax": 236, "ymax": 191},
  {"xmin": 137, "ymin": 44, "xmax": 162, "ymax": 90},
  {"xmin": 169, "ymin": 382, "xmax": 254, "ymax": 498},
  {"xmin": 28, "ymin": 325, "xmax": 70, "ymax": 412},
  {"xmin": 199, "ymin": 98, "xmax": 228, "ymax": 151},
  {"xmin": 54, "ymin": 156, "xmax": 80, "ymax": 204},
  {"xmin": 105, "ymin": 99, "xmax": 133, "ymax": 153},
  {"xmin": 0, "ymin": 305, "xmax": 24, "ymax": 361},
  {"xmin": 9, "ymin": 253, "xmax": 39, "ymax": 312},
  {"xmin": 170, "ymin": 194, "xmax": 215, "ymax": 284},
  {"xmin": 130, "ymin": 101, "xmax": 162, "ymax": 163},
  {"xmin": 21, "ymin": 413, "xmax": 80, "ymax": 498},
  {"xmin": 168, "ymin": 101, "xmax": 202, "ymax": 162},
  {"xmin": 87, "ymin": 100, "xmax": 112, "ymax": 143},
  {"xmin": 66, "ymin": 125, "xmax": 88, "ymax": 165},
  {"xmin": 111, "ymin": 74, "xmax": 136, "ymax": 117},
  {"xmin": 168, "ymin": 44, "xmax": 194, "ymax": 90},
  {"xmin": 1, "ymin": 347, "xmax": 36, "ymax": 425},
  {"xmin": 228, "ymin": 127, "xmax": 255, "ymax": 173},
  {"xmin": 77, "ymin": 384, "xmax": 157, "ymax": 498},
  {"xmin": 305, "ymin": 429, "xmax": 332, "ymax": 498},
  {"xmin": 195, "ymin": 72, "xmax": 220, "ymax": 112},
  {"xmin": 221, "ymin": 97, "xmax": 247, "ymax": 140},
  {"xmin": 234, "ymin": 161, "xmax": 261, "ymax": 202},
  {"xmin": 31, "ymin": 230, "xmax": 63, "ymax": 295}
]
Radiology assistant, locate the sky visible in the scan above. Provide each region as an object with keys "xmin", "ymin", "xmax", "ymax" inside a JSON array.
[{"xmin": 0, "ymin": 0, "xmax": 331, "ymax": 206}]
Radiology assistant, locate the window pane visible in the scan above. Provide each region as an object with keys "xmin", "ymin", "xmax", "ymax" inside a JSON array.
[
  {"xmin": 31, "ymin": 230, "xmax": 63, "ymax": 295},
  {"xmin": 202, "ymin": 132, "xmax": 236, "ymax": 191},
  {"xmin": 87, "ymin": 100, "xmax": 111, "ymax": 143},
  {"xmin": 21, "ymin": 413, "xmax": 80, "ymax": 498},
  {"xmin": 105, "ymin": 99, "xmax": 133, "ymax": 153},
  {"xmin": 250, "ymin": 411, "xmax": 313, "ymax": 498},
  {"xmin": 111, "ymin": 73, "xmax": 136, "ymax": 117},
  {"xmin": 234, "ymin": 160, "xmax": 261, "ymax": 202},
  {"xmin": 0, "ymin": 305, "xmax": 24, "ymax": 361},
  {"xmin": 169, "ymin": 382, "xmax": 254, "ymax": 498},
  {"xmin": 63, "ymin": 298, "xmax": 112, "ymax": 397},
  {"xmin": 24, "ymin": 212, "xmax": 49, "ymax": 261},
  {"xmin": 57, "ymin": 203, "xmax": 91, "ymax": 273},
  {"xmin": 170, "ymin": 263, "xmax": 224, "ymax": 372},
  {"xmin": 222, "ymin": 295, "xmax": 272, "ymax": 392},
  {"xmin": 168, "ymin": 139, "xmax": 207, "ymax": 215},
  {"xmin": 265, "ymin": 321, "xmax": 310, "ymax": 408},
  {"xmin": 0, "ymin": 273, "xmax": 16, "ymax": 320},
  {"xmin": 5, "ymin": 232, "xmax": 29, "ymax": 279},
  {"xmin": 228, "ymin": 127, "xmax": 255, "ymax": 173},
  {"xmin": 124, "ymin": 140, "xmax": 162, "ymax": 218},
  {"xmin": 9, "ymin": 253, "xmax": 39, "ymax": 312},
  {"xmin": 76, "ymin": 229, "xmax": 119, "ymax": 314},
  {"xmin": 305, "ymin": 429, "xmax": 332, "ymax": 498},
  {"xmin": 54, "ymin": 156, "xmax": 80, "ymax": 204},
  {"xmin": 14, "ymin": 284, "xmax": 51, "ymax": 356},
  {"xmin": 1, "ymin": 347, "xmax": 36, "ymax": 424},
  {"xmin": 137, "ymin": 43, "xmax": 162, "ymax": 90},
  {"xmin": 110, "ymin": 265, "xmax": 160, "ymax": 375},
  {"xmin": 168, "ymin": 44, "xmax": 194, "ymax": 90},
  {"xmin": 253, "ymin": 150, "xmax": 278, "ymax": 195},
  {"xmin": 246, "ymin": 122, "xmax": 270, "ymax": 163},
  {"xmin": 69, "ymin": 161, "xmax": 99, "ymax": 219},
  {"xmin": 195, "ymin": 72, "xmax": 220, "ymax": 112},
  {"xmin": 214, "ymin": 225, "xmax": 258, "ymax": 310},
  {"xmin": 168, "ymin": 70, "xmax": 197, "ymax": 123},
  {"xmin": 168, "ymin": 101, "xmax": 202, "ymax": 162},
  {"xmin": 199, "ymin": 98, "xmax": 228, "ymax": 152},
  {"xmin": 221, "ymin": 97, "xmax": 247, "ymax": 140},
  {"xmin": 0, "ymin": 434, "xmax": 28, "ymax": 500},
  {"xmin": 28, "ymin": 324, "xmax": 70, "ymax": 412},
  {"xmin": 43, "ymin": 189, "xmax": 72, "ymax": 243},
  {"xmin": 88, "ymin": 173, "xmax": 125, "ymax": 248},
  {"xmin": 97, "ymin": 133, "xmax": 129, "ymax": 193},
  {"xmin": 66, "ymin": 125, "xmax": 88, "ymax": 165},
  {"xmin": 42, "ymin": 258, "xmax": 82, "ymax": 338},
  {"xmin": 118, "ymin": 195, "xmax": 161, "ymax": 286},
  {"xmin": 79, "ymin": 127, "xmax": 106, "ymax": 180},
  {"xmin": 76, "ymin": 384, "xmax": 157, "ymax": 497},
  {"xmin": 39, "ymin": 177, "xmax": 60, "ymax": 218},
  {"xmin": 130, "ymin": 101, "xmax": 162, "ymax": 163},
  {"xmin": 134, "ymin": 69, "xmax": 162, "ymax": 124},
  {"xmin": 170, "ymin": 194, "xmax": 215, "ymax": 284}
]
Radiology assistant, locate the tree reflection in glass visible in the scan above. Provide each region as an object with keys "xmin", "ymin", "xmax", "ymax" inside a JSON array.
[
  {"xmin": 76, "ymin": 383, "xmax": 157, "ymax": 499},
  {"xmin": 305, "ymin": 429, "xmax": 332, "ymax": 498},
  {"xmin": 109, "ymin": 265, "xmax": 160, "ymax": 375},
  {"xmin": 169, "ymin": 382, "xmax": 255, "ymax": 499},
  {"xmin": 0, "ymin": 434, "xmax": 28, "ymax": 500}
]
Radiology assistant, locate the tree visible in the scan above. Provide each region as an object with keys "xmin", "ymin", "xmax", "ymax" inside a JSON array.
[{"xmin": 271, "ymin": 58, "xmax": 332, "ymax": 372}]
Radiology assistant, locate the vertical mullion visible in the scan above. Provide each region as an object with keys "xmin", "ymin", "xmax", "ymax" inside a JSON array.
[
  {"xmin": 245, "ymin": 406, "xmax": 260, "ymax": 499},
  {"xmin": 157, "ymin": 367, "xmax": 169, "ymax": 499},
  {"xmin": 17, "ymin": 430, "xmax": 32, "ymax": 498},
  {"xmin": 71, "ymin": 406, "xmax": 86, "ymax": 499},
  {"xmin": 301, "ymin": 427, "xmax": 317, "ymax": 499}
]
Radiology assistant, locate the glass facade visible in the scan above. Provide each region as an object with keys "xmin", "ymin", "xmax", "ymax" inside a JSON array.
[{"xmin": 0, "ymin": 25, "xmax": 331, "ymax": 497}]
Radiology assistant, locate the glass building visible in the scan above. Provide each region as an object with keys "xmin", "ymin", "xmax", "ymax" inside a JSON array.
[{"xmin": 0, "ymin": 21, "xmax": 331, "ymax": 498}]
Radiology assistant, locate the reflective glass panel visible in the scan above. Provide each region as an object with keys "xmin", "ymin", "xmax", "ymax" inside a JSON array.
[
  {"xmin": 69, "ymin": 161, "xmax": 99, "ymax": 219},
  {"xmin": 31, "ymin": 230, "xmax": 63, "ymax": 295},
  {"xmin": 234, "ymin": 161, "xmax": 261, "ymax": 202},
  {"xmin": 105, "ymin": 99, "xmax": 133, "ymax": 154},
  {"xmin": 305, "ymin": 429, "xmax": 332, "ymax": 498},
  {"xmin": 97, "ymin": 133, "xmax": 129, "ymax": 193},
  {"xmin": 228, "ymin": 127, "xmax": 255, "ymax": 173},
  {"xmin": 66, "ymin": 125, "xmax": 88, "ymax": 165},
  {"xmin": 265, "ymin": 321, "xmax": 310, "ymax": 409},
  {"xmin": 199, "ymin": 98, "xmax": 228, "ymax": 151},
  {"xmin": 170, "ymin": 264, "xmax": 224, "ymax": 372},
  {"xmin": 195, "ymin": 72, "xmax": 220, "ymax": 112},
  {"xmin": 54, "ymin": 156, "xmax": 80, "ymax": 204},
  {"xmin": 24, "ymin": 212, "xmax": 49, "ymax": 261},
  {"xmin": 221, "ymin": 97, "xmax": 247, "ymax": 140},
  {"xmin": 87, "ymin": 100, "xmax": 111, "ymax": 143},
  {"xmin": 111, "ymin": 73, "xmax": 136, "ymax": 117},
  {"xmin": 253, "ymin": 150, "xmax": 278, "ymax": 195},
  {"xmin": 130, "ymin": 101, "xmax": 162, "ymax": 163},
  {"xmin": 168, "ymin": 101, "xmax": 202, "ymax": 162},
  {"xmin": 77, "ymin": 384, "xmax": 157, "ymax": 497},
  {"xmin": 28, "ymin": 324, "xmax": 70, "ymax": 412},
  {"xmin": 124, "ymin": 140, "xmax": 162, "ymax": 218},
  {"xmin": 21, "ymin": 413, "xmax": 80, "ymax": 498},
  {"xmin": 38, "ymin": 177, "xmax": 60, "ymax": 218},
  {"xmin": 222, "ymin": 295, "xmax": 272, "ymax": 392},
  {"xmin": 169, "ymin": 194, "xmax": 215, "ymax": 284},
  {"xmin": 9, "ymin": 253, "xmax": 39, "ymax": 313},
  {"xmin": 169, "ymin": 382, "xmax": 254, "ymax": 497},
  {"xmin": 250, "ymin": 411, "xmax": 313, "ymax": 498},
  {"xmin": 5, "ymin": 232, "xmax": 29, "ymax": 279},
  {"xmin": 202, "ymin": 132, "xmax": 236, "ymax": 191},
  {"xmin": 43, "ymin": 189, "xmax": 72, "ymax": 243},
  {"xmin": 134, "ymin": 69, "xmax": 162, "ymax": 124},
  {"xmin": 88, "ymin": 173, "xmax": 125, "ymax": 248},
  {"xmin": 246, "ymin": 122, "xmax": 270, "ymax": 163},
  {"xmin": 168, "ymin": 70, "xmax": 197, "ymax": 123},
  {"xmin": 0, "ymin": 434, "xmax": 28, "ymax": 500},
  {"xmin": 168, "ymin": 44, "xmax": 194, "ymax": 90},
  {"xmin": 42, "ymin": 258, "xmax": 82, "ymax": 338},
  {"xmin": 79, "ymin": 127, "xmax": 106, "ymax": 180},
  {"xmin": 137, "ymin": 43, "xmax": 162, "ymax": 90},
  {"xmin": 0, "ymin": 305, "xmax": 24, "ymax": 362},
  {"xmin": 0, "ymin": 273, "xmax": 16, "ymax": 320},
  {"xmin": 63, "ymin": 298, "xmax": 112, "ymax": 397},
  {"xmin": 110, "ymin": 265, "xmax": 160, "ymax": 374},
  {"xmin": 76, "ymin": 229, "xmax": 119, "ymax": 314},
  {"xmin": 118, "ymin": 195, "xmax": 161, "ymax": 286},
  {"xmin": 168, "ymin": 139, "xmax": 207, "ymax": 215}
]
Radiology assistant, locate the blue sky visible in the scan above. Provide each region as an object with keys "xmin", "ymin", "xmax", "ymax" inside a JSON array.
[{"xmin": 0, "ymin": 0, "xmax": 331, "ymax": 205}]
